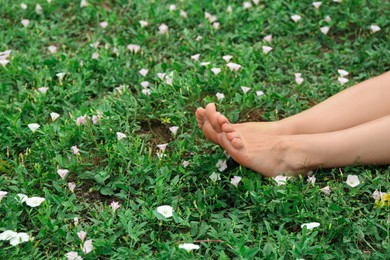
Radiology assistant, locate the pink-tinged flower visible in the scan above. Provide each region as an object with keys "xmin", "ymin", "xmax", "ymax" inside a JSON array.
[
  {"xmin": 68, "ymin": 182, "xmax": 76, "ymax": 192},
  {"xmin": 263, "ymin": 35, "xmax": 272, "ymax": 42},
  {"xmin": 157, "ymin": 73, "xmax": 166, "ymax": 80},
  {"xmin": 262, "ymin": 46, "xmax": 273, "ymax": 54},
  {"xmin": 301, "ymin": 222, "xmax": 320, "ymax": 230},
  {"xmin": 211, "ymin": 68, "xmax": 221, "ymax": 75},
  {"xmin": 48, "ymin": 45, "xmax": 57, "ymax": 53},
  {"xmin": 158, "ymin": 23, "xmax": 169, "ymax": 35},
  {"xmin": 226, "ymin": 62, "xmax": 241, "ymax": 71},
  {"xmin": 169, "ymin": 4, "xmax": 176, "ymax": 11},
  {"xmin": 209, "ymin": 172, "xmax": 221, "ymax": 182},
  {"xmin": 180, "ymin": 10, "xmax": 188, "ymax": 18},
  {"xmin": 83, "ymin": 239, "xmax": 94, "ymax": 254},
  {"xmin": 91, "ymin": 52, "xmax": 99, "ymax": 59},
  {"xmin": 216, "ymin": 159, "xmax": 227, "ymax": 172},
  {"xmin": 74, "ymin": 217, "xmax": 79, "ymax": 226},
  {"xmin": 157, "ymin": 143, "xmax": 168, "ymax": 152},
  {"xmin": 92, "ymin": 115, "xmax": 99, "ymax": 124},
  {"xmin": 191, "ymin": 54, "xmax": 200, "ymax": 61},
  {"xmin": 200, "ymin": 62, "xmax": 210, "ymax": 66},
  {"xmin": 307, "ymin": 176, "xmax": 316, "ymax": 184},
  {"xmin": 77, "ymin": 231, "xmax": 86, "ymax": 241},
  {"xmin": 295, "ymin": 76, "xmax": 304, "ymax": 85},
  {"xmin": 321, "ymin": 185, "xmax": 331, "ymax": 195},
  {"xmin": 139, "ymin": 68, "xmax": 148, "ymax": 77},
  {"xmin": 179, "ymin": 243, "xmax": 200, "ymax": 252},
  {"xmin": 291, "ymin": 14, "xmax": 301, "ymax": 22},
  {"xmin": 116, "ymin": 132, "xmax": 127, "ymax": 140},
  {"xmin": 110, "ymin": 201, "xmax": 120, "ymax": 211},
  {"xmin": 346, "ymin": 175, "xmax": 360, "ymax": 187},
  {"xmin": 195, "ymin": 35, "xmax": 203, "ymax": 41},
  {"xmin": 227, "ymin": 5, "xmax": 233, "ymax": 13},
  {"xmin": 0, "ymin": 191, "xmax": 8, "ymax": 202},
  {"xmin": 50, "ymin": 112, "xmax": 60, "ymax": 121},
  {"xmin": 76, "ymin": 116, "xmax": 87, "ymax": 125},
  {"xmin": 141, "ymin": 81, "xmax": 150, "ymax": 88},
  {"xmin": 241, "ymin": 86, "xmax": 251, "ymax": 94},
  {"xmin": 338, "ymin": 77, "xmax": 349, "ymax": 85},
  {"xmin": 204, "ymin": 12, "xmax": 217, "ymax": 23},
  {"xmin": 25, "ymin": 197, "xmax": 45, "ymax": 207},
  {"xmin": 71, "ymin": 146, "xmax": 79, "ymax": 155},
  {"xmin": 35, "ymin": 4, "xmax": 42, "ymax": 15},
  {"xmin": 21, "ymin": 3, "xmax": 27, "ymax": 9},
  {"xmin": 165, "ymin": 78, "xmax": 173, "ymax": 85},
  {"xmin": 273, "ymin": 175, "xmax": 291, "ymax": 185},
  {"xmin": 212, "ymin": 22, "xmax": 220, "ymax": 29},
  {"xmin": 56, "ymin": 72, "xmax": 66, "ymax": 81},
  {"xmin": 0, "ymin": 59, "xmax": 9, "ymax": 67},
  {"xmin": 370, "ymin": 24, "xmax": 381, "ymax": 33},
  {"xmin": 231, "ymin": 176, "xmax": 242, "ymax": 187},
  {"xmin": 21, "ymin": 19, "xmax": 30, "ymax": 27},
  {"xmin": 372, "ymin": 190, "xmax": 387, "ymax": 200},
  {"xmin": 28, "ymin": 123, "xmax": 40, "ymax": 132},
  {"xmin": 216, "ymin": 92, "xmax": 225, "ymax": 100},
  {"xmin": 127, "ymin": 44, "xmax": 140, "ymax": 53},
  {"xmin": 65, "ymin": 251, "xmax": 82, "ymax": 260},
  {"xmin": 17, "ymin": 194, "xmax": 28, "ymax": 203},
  {"xmin": 222, "ymin": 55, "xmax": 232, "ymax": 62},
  {"xmin": 256, "ymin": 90, "xmax": 264, "ymax": 97},
  {"xmin": 324, "ymin": 15, "xmax": 331, "ymax": 23},
  {"xmin": 157, "ymin": 205, "xmax": 173, "ymax": 218},
  {"xmin": 243, "ymin": 2, "xmax": 252, "ymax": 9},
  {"xmin": 142, "ymin": 88, "xmax": 151, "ymax": 95},
  {"xmin": 312, "ymin": 1, "xmax": 322, "ymax": 8},
  {"xmin": 169, "ymin": 126, "xmax": 179, "ymax": 135},
  {"xmin": 58, "ymin": 169, "xmax": 69, "ymax": 179},
  {"xmin": 139, "ymin": 20, "xmax": 148, "ymax": 28},
  {"xmin": 337, "ymin": 69, "xmax": 349, "ymax": 77},
  {"xmin": 0, "ymin": 50, "xmax": 11, "ymax": 57},
  {"xmin": 100, "ymin": 21, "xmax": 108, "ymax": 28},
  {"xmin": 253, "ymin": 0, "xmax": 260, "ymax": 4},
  {"xmin": 320, "ymin": 26, "xmax": 330, "ymax": 35},
  {"xmin": 80, "ymin": 0, "xmax": 88, "ymax": 8}
]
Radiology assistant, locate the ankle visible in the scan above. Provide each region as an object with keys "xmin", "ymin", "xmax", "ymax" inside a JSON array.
[
  {"xmin": 273, "ymin": 120, "xmax": 296, "ymax": 135},
  {"xmin": 281, "ymin": 136, "xmax": 315, "ymax": 174}
]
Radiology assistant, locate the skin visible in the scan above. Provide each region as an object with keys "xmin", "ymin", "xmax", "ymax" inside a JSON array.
[{"xmin": 195, "ymin": 71, "xmax": 390, "ymax": 177}]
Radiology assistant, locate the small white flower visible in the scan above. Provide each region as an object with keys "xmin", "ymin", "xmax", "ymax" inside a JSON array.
[
  {"xmin": 226, "ymin": 62, "xmax": 241, "ymax": 71},
  {"xmin": 77, "ymin": 231, "xmax": 86, "ymax": 241},
  {"xmin": 25, "ymin": 197, "xmax": 45, "ymax": 207},
  {"xmin": 253, "ymin": 0, "xmax": 260, "ymax": 4},
  {"xmin": 127, "ymin": 44, "xmax": 141, "ymax": 53},
  {"xmin": 50, "ymin": 112, "xmax": 60, "ymax": 121},
  {"xmin": 179, "ymin": 243, "xmax": 200, "ymax": 252},
  {"xmin": 264, "ymin": 35, "xmax": 272, "ymax": 42},
  {"xmin": 68, "ymin": 182, "xmax": 76, "ymax": 192},
  {"xmin": 370, "ymin": 24, "xmax": 381, "ymax": 33},
  {"xmin": 372, "ymin": 190, "xmax": 387, "ymax": 200},
  {"xmin": 212, "ymin": 22, "xmax": 220, "ymax": 29},
  {"xmin": 295, "ymin": 77, "xmax": 304, "ymax": 85},
  {"xmin": 157, "ymin": 205, "xmax": 173, "ymax": 218},
  {"xmin": 243, "ymin": 2, "xmax": 252, "ymax": 9},
  {"xmin": 262, "ymin": 46, "xmax": 273, "ymax": 54},
  {"xmin": 165, "ymin": 78, "xmax": 173, "ymax": 85},
  {"xmin": 0, "ymin": 60, "xmax": 9, "ymax": 67},
  {"xmin": 256, "ymin": 90, "xmax": 264, "ymax": 96},
  {"xmin": 158, "ymin": 23, "xmax": 169, "ymax": 35},
  {"xmin": 180, "ymin": 10, "xmax": 188, "ymax": 18},
  {"xmin": 241, "ymin": 86, "xmax": 251, "ymax": 94},
  {"xmin": 291, "ymin": 14, "xmax": 302, "ymax": 22},
  {"xmin": 211, "ymin": 68, "xmax": 221, "ymax": 75},
  {"xmin": 139, "ymin": 68, "xmax": 148, "ymax": 77},
  {"xmin": 307, "ymin": 176, "xmax": 316, "ymax": 184},
  {"xmin": 56, "ymin": 72, "xmax": 66, "ymax": 81},
  {"xmin": 216, "ymin": 92, "xmax": 225, "ymax": 100},
  {"xmin": 28, "ymin": 123, "xmax": 40, "ymax": 132},
  {"xmin": 312, "ymin": 2, "xmax": 322, "ymax": 9},
  {"xmin": 324, "ymin": 15, "xmax": 331, "ymax": 23},
  {"xmin": 337, "ymin": 69, "xmax": 349, "ymax": 77},
  {"xmin": 74, "ymin": 217, "xmax": 79, "ymax": 226},
  {"xmin": 230, "ymin": 176, "xmax": 242, "ymax": 187},
  {"xmin": 301, "ymin": 222, "xmax": 320, "ymax": 230},
  {"xmin": 21, "ymin": 19, "xmax": 30, "ymax": 27},
  {"xmin": 182, "ymin": 161, "xmax": 190, "ymax": 168},
  {"xmin": 83, "ymin": 239, "xmax": 94, "ymax": 254},
  {"xmin": 169, "ymin": 4, "xmax": 176, "ymax": 11},
  {"xmin": 338, "ymin": 77, "xmax": 349, "ymax": 85},
  {"xmin": 200, "ymin": 62, "xmax": 210, "ymax": 66},
  {"xmin": 209, "ymin": 172, "xmax": 221, "ymax": 182},
  {"xmin": 321, "ymin": 185, "xmax": 331, "ymax": 195},
  {"xmin": 16, "ymin": 194, "xmax": 28, "ymax": 203},
  {"xmin": 142, "ymin": 88, "xmax": 151, "ymax": 95},
  {"xmin": 71, "ymin": 145, "xmax": 79, "ymax": 155},
  {"xmin": 273, "ymin": 175, "xmax": 291, "ymax": 185},
  {"xmin": 139, "ymin": 20, "xmax": 148, "ymax": 28},
  {"xmin": 58, "ymin": 169, "xmax": 69, "ymax": 179},
  {"xmin": 141, "ymin": 81, "xmax": 150, "ymax": 88},
  {"xmin": 227, "ymin": 5, "xmax": 233, "ymax": 13},
  {"xmin": 157, "ymin": 143, "xmax": 168, "ymax": 152},
  {"xmin": 320, "ymin": 26, "xmax": 330, "ymax": 35},
  {"xmin": 116, "ymin": 132, "xmax": 127, "ymax": 140},
  {"xmin": 80, "ymin": 0, "xmax": 88, "ymax": 8},
  {"xmin": 222, "ymin": 55, "xmax": 232, "ymax": 62},
  {"xmin": 110, "ymin": 201, "xmax": 120, "ymax": 211},
  {"xmin": 92, "ymin": 52, "xmax": 99, "ymax": 59},
  {"xmin": 21, "ymin": 3, "xmax": 27, "ymax": 9},
  {"xmin": 216, "ymin": 159, "xmax": 227, "ymax": 172},
  {"xmin": 0, "ymin": 230, "xmax": 18, "ymax": 241},
  {"xmin": 48, "ymin": 45, "xmax": 57, "ymax": 53},
  {"xmin": 346, "ymin": 175, "xmax": 360, "ymax": 187},
  {"xmin": 35, "ymin": 4, "xmax": 43, "ymax": 15},
  {"xmin": 205, "ymin": 12, "xmax": 217, "ymax": 23},
  {"xmin": 9, "ymin": 232, "xmax": 30, "ymax": 246},
  {"xmin": 76, "ymin": 116, "xmax": 87, "ymax": 125},
  {"xmin": 65, "ymin": 251, "xmax": 82, "ymax": 260},
  {"xmin": 195, "ymin": 35, "xmax": 203, "ymax": 41},
  {"xmin": 0, "ymin": 191, "xmax": 7, "ymax": 202},
  {"xmin": 100, "ymin": 21, "xmax": 108, "ymax": 28},
  {"xmin": 191, "ymin": 54, "xmax": 200, "ymax": 61},
  {"xmin": 333, "ymin": 0, "xmax": 342, "ymax": 3},
  {"xmin": 169, "ymin": 126, "xmax": 179, "ymax": 135},
  {"xmin": 157, "ymin": 73, "xmax": 166, "ymax": 80}
]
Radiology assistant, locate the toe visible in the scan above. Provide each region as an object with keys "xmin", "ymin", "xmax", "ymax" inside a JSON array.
[
  {"xmin": 217, "ymin": 114, "xmax": 230, "ymax": 126},
  {"xmin": 227, "ymin": 132, "xmax": 239, "ymax": 141},
  {"xmin": 231, "ymin": 138, "xmax": 244, "ymax": 149},
  {"xmin": 202, "ymin": 121, "xmax": 219, "ymax": 144},
  {"xmin": 222, "ymin": 123, "xmax": 235, "ymax": 133},
  {"xmin": 205, "ymin": 103, "xmax": 223, "ymax": 133}
]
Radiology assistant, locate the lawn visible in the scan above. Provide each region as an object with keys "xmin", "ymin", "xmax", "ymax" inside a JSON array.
[{"xmin": 0, "ymin": 0, "xmax": 389, "ymax": 259}]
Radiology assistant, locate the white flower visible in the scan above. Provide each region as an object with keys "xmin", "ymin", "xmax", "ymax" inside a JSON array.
[
  {"xmin": 157, "ymin": 73, "xmax": 166, "ymax": 80},
  {"xmin": 74, "ymin": 217, "xmax": 79, "ymax": 226},
  {"xmin": 216, "ymin": 159, "xmax": 227, "ymax": 172},
  {"xmin": 324, "ymin": 15, "xmax": 331, "ymax": 23},
  {"xmin": 179, "ymin": 243, "xmax": 200, "ymax": 252},
  {"xmin": 165, "ymin": 78, "xmax": 173, "ymax": 85},
  {"xmin": 321, "ymin": 185, "xmax": 331, "ymax": 195},
  {"xmin": 338, "ymin": 77, "xmax": 349, "ymax": 85},
  {"xmin": 21, "ymin": 19, "xmax": 30, "ymax": 27},
  {"xmin": 76, "ymin": 116, "xmax": 87, "ymax": 125},
  {"xmin": 243, "ymin": 2, "xmax": 252, "ymax": 9},
  {"xmin": 80, "ymin": 0, "xmax": 88, "ymax": 7},
  {"xmin": 127, "ymin": 44, "xmax": 141, "ymax": 53},
  {"xmin": 169, "ymin": 126, "xmax": 179, "ymax": 135},
  {"xmin": 68, "ymin": 182, "xmax": 76, "ymax": 192},
  {"xmin": 110, "ymin": 201, "xmax": 120, "ymax": 211},
  {"xmin": 35, "ymin": 4, "xmax": 43, "ymax": 15},
  {"xmin": 230, "ymin": 176, "xmax": 242, "ymax": 187},
  {"xmin": 200, "ymin": 62, "xmax": 210, "ymax": 66},
  {"xmin": 333, "ymin": 0, "xmax": 342, "ymax": 2},
  {"xmin": 226, "ymin": 62, "xmax": 241, "ymax": 71},
  {"xmin": 71, "ymin": 145, "xmax": 79, "ymax": 155},
  {"xmin": 157, "ymin": 205, "xmax": 173, "ymax": 218},
  {"xmin": 25, "ymin": 197, "xmax": 45, "ymax": 207},
  {"xmin": 56, "ymin": 72, "xmax": 66, "ymax": 81},
  {"xmin": 301, "ymin": 222, "xmax": 320, "ymax": 230},
  {"xmin": 180, "ymin": 10, "xmax": 188, "ymax": 18},
  {"xmin": 0, "ymin": 59, "xmax": 9, "ymax": 67},
  {"xmin": 370, "ymin": 24, "xmax": 381, "ymax": 33},
  {"xmin": 227, "ymin": 5, "xmax": 233, "ymax": 13},
  {"xmin": 48, "ymin": 45, "xmax": 57, "ymax": 53},
  {"xmin": 0, "ymin": 191, "xmax": 7, "ymax": 202},
  {"xmin": 209, "ymin": 172, "xmax": 221, "ymax": 182},
  {"xmin": 0, "ymin": 230, "xmax": 18, "ymax": 241},
  {"xmin": 142, "ymin": 88, "xmax": 151, "ymax": 95},
  {"xmin": 21, "ymin": 3, "xmax": 27, "ymax": 9},
  {"xmin": 346, "ymin": 175, "xmax": 360, "ymax": 187},
  {"xmin": 158, "ymin": 23, "xmax": 169, "ymax": 35},
  {"xmin": 92, "ymin": 52, "xmax": 99, "ymax": 59},
  {"xmin": 78, "ymin": 231, "xmax": 86, "ymax": 241},
  {"xmin": 182, "ymin": 161, "xmax": 190, "ymax": 168},
  {"xmin": 222, "ymin": 55, "xmax": 232, "ymax": 62},
  {"xmin": 195, "ymin": 35, "xmax": 203, "ymax": 41},
  {"xmin": 169, "ymin": 4, "xmax": 176, "ymax": 11},
  {"xmin": 256, "ymin": 90, "xmax": 264, "ymax": 97},
  {"xmin": 295, "ymin": 76, "xmax": 304, "ymax": 85},
  {"xmin": 100, "ymin": 21, "xmax": 108, "ymax": 28},
  {"xmin": 312, "ymin": 2, "xmax": 322, "ymax": 8},
  {"xmin": 191, "ymin": 54, "xmax": 200, "ymax": 61},
  {"xmin": 83, "ymin": 239, "xmax": 94, "ymax": 254},
  {"xmin": 337, "ymin": 69, "xmax": 349, "ymax": 77},
  {"xmin": 262, "ymin": 46, "xmax": 272, "ymax": 55},
  {"xmin": 241, "ymin": 86, "xmax": 251, "ymax": 94},
  {"xmin": 211, "ymin": 68, "xmax": 221, "ymax": 75},
  {"xmin": 16, "ymin": 194, "xmax": 28, "ymax": 203},
  {"xmin": 157, "ymin": 143, "xmax": 168, "ymax": 152},
  {"xmin": 65, "ymin": 251, "xmax": 83, "ymax": 260},
  {"xmin": 139, "ymin": 20, "xmax": 148, "ymax": 28},
  {"xmin": 291, "ymin": 15, "xmax": 301, "ymax": 22},
  {"xmin": 50, "ymin": 112, "xmax": 60, "ymax": 121},
  {"xmin": 141, "ymin": 81, "xmax": 150, "ymax": 88},
  {"xmin": 28, "ymin": 123, "xmax": 40, "ymax": 132},
  {"xmin": 212, "ymin": 22, "xmax": 220, "ymax": 29},
  {"xmin": 116, "ymin": 132, "xmax": 127, "ymax": 140},
  {"xmin": 9, "ymin": 232, "xmax": 30, "ymax": 246},
  {"xmin": 139, "ymin": 68, "xmax": 148, "ymax": 77},
  {"xmin": 320, "ymin": 26, "xmax": 330, "ymax": 35},
  {"xmin": 216, "ymin": 92, "xmax": 225, "ymax": 100},
  {"xmin": 253, "ymin": 0, "xmax": 260, "ymax": 4},
  {"xmin": 372, "ymin": 190, "xmax": 387, "ymax": 200},
  {"xmin": 58, "ymin": 169, "xmax": 69, "ymax": 179},
  {"xmin": 307, "ymin": 176, "xmax": 316, "ymax": 184},
  {"xmin": 263, "ymin": 35, "xmax": 272, "ymax": 42},
  {"xmin": 204, "ymin": 12, "xmax": 217, "ymax": 23},
  {"xmin": 273, "ymin": 175, "xmax": 291, "ymax": 185}
]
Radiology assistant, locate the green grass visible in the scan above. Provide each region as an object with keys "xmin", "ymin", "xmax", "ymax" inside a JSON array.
[{"xmin": 0, "ymin": 0, "xmax": 389, "ymax": 258}]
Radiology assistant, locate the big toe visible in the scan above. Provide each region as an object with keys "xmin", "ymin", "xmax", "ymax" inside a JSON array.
[
  {"xmin": 205, "ymin": 103, "xmax": 223, "ymax": 133},
  {"xmin": 196, "ymin": 107, "xmax": 206, "ymax": 128}
]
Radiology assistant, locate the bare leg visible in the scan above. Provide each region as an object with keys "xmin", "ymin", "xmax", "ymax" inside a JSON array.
[{"xmin": 216, "ymin": 114, "xmax": 390, "ymax": 177}]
